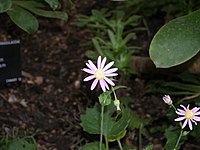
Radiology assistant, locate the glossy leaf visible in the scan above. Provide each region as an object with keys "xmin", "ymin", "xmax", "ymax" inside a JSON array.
[
  {"xmin": 150, "ymin": 9, "xmax": 200, "ymax": 68},
  {"xmin": 0, "ymin": 0, "xmax": 12, "ymax": 13},
  {"xmin": 7, "ymin": 6, "xmax": 38, "ymax": 34}
]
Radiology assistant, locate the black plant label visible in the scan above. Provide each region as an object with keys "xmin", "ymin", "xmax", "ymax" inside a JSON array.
[{"xmin": 0, "ymin": 40, "xmax": 21, "ymax": 85}]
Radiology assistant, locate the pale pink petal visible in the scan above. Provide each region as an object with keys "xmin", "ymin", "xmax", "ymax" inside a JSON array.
[
  {"xmin": 177, "ymin": 108, "xmax": 186, "ymax": 114},
  {"xmin": 104, "ymin": 81, "xmax": 110, "ymax": 90},
  {"xmin": 176, "ymin": 111, "xmax": 185, "ymax": 116},
  {"xmin": 192, "ymin": 107, "xmax": 200, "ymax": 113},
  {"xmin": 193, "ymin": 116, "xmax": 200, "ymax": 121},
  {"xmin": 86, "ymin": 62, "xmax": 95, "ymax": 71},
  {"xmin": 175, "ymin": 117, "xmax": 185, "ymax": 121},
  {"xmin": 101, "ymin": 79, "xmax": 109, "ymax": 90},
  {"xmin": 100, "ymin": 57, "xmax": 106, "ymax": 69},
  {"xmin": 188, "ymin": 120, "xmax": 193, "ymax": 130},
  {"xmin": 104, "ymin": 77, "xmax": 115, "ymax": 86},
  {"xmin": 103, "ymin": 61, "xmax": 114, "ymax": 71},
  {"xmin": 82, "ymin": 68, "xmax": 94, "ymax": 74},
  {"xmin": 91, "ymin": 79, "xmax": 98, "ymax": 90},
  {"xmin": 194, "ymin": 111, "xmax": 200, "ymax": 115},
  {"xmin": 104, "ymin": 68, "xmax": 118, "ymax": 74},
  {"xmin": 100, "ymin": 80, "xmax": 106, "ymax": 92},
  {"xmin": 192, "ymin": 120, "xmax": 197, "ymax": 125},
  {"xmin": 182, "ymin": 119, "xmax": 187, "ymax": 129},
  {"xmin": 88, "ymin": 60, "xmax": 97, "ymax": 71},
  {"xmin": 106, "ymin": 73, "xmax": 118, "ymax": 77},
  {"xmin": 187, "ymin": 105, "xmax": 190, "ymax": 110},
  {"xmin": 180, "ymin": 105, "xmax": 187, "ymax": 111},
  {"xmin": 97, "ymin": 56, "xmax": 101, "ymax": 68},
  {"xmin": 83, "ymin": 75, "xmax": 95, "ymax": 81}
]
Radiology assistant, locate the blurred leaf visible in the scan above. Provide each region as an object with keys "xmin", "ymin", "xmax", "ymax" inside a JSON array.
[
  {"xmin": 128, "ymin": 111, "xmax": 143, "ymax": 130},
  {"xmin": 65, "ymin": 0, "xmax": 75, "ymax": 10},
  {"xmin": 79, "ymin": 142, "xmax": 105, "ymax": 150},
  {"xmin": 7, "ymin": 6, "xmax": 38, "ymax": 33},
  {"xmin": 13, "ymin": 1, "xmax": 46, "ymax": 8},
  {"xmin": 150, "ymin": 9, "xmax": 200, "ymax": 68},
  {"xmin": 143, "ymin": 144, "xmax": 153, "ymax": 150},
  {"xmin": 6, "ymin": 138, "xmax": 36, "ymax": 150},
  {"xmin": 14, "ymin": 0, "xmax": 68, "ymax": 21},
  {"xmin": 44, "ymin": 0, "xmax": 59, "ymax": 10},
  {"xmin": 25, "ymin": 8, "xmax": 67, "ymax": 21},
  {"xmin": 0, "ymin": 0, "xmax": 12, "ymax": 13}
]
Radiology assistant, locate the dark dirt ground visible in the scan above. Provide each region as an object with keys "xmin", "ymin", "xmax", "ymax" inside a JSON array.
[{"xmin": 1, "ymin": 1, "xmax": 200, "ymax": 150}]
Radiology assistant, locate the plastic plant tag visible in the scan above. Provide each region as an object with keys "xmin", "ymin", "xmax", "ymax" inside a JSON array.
[{"xmin": 0, "ymin": 40, "xmax": 21, "ymax": 85}]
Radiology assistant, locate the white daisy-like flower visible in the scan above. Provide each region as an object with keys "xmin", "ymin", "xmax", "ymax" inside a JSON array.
[
  {"xmin": 82, "ymin": 56, "xmax": 118, "ymax": 92},
  {"xmin": 175, "ymin": 105, "xmax": 200, "ymax": 130}
]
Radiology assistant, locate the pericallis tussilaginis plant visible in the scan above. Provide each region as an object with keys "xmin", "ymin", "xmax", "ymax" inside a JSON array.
[
  {"xmin": 162, "ymin": 95, "xmax": 200, "ymax": 150},
  {"xmin": 80, "ymin": 56, "xmax": 153, "ymax": 150}
]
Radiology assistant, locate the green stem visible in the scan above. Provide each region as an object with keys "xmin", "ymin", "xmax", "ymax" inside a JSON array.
[
  {"xmin": 139, "ymin": 123, "xmax": 143, "ymax": 150},
  {"xmin": 112, "ymin": 87, "xmax": 117, "ymax": 100},
  {"xmin": 117, "ymin": 139, "xmax": 123, "ymax": 150},
  {"xmin": 174, "ymin": 129, "xmax": 183, "ymax": 150},
  {"xmin": 105, "ymin": 136, "xmax": 109, "ymax": 150},
  {"xmin": 100, "ymin": 104, "xmax": 105, "ymax": 150},
  {"xmin": 171, "ymin": 104, "xmax": 177, "ymax": 112}
]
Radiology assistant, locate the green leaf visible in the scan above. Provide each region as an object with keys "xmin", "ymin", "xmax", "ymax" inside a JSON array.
[
  {"xmin": 6, "ymin": 138, "xmax": 36, "ymax": 150},
  {"xmin": 164, "ymin": 126, "xmax": 187, "ymax": 150},
  {"xmin": 79, "ymin": 142, "xmax": 105, "ymax": 150},
  {"xmin": 150, "ymin": 9, "xmax": 200, "ymax": 68},
  {"xmin": 13, "ymin": 1, "xmax": 45, "ymax": 8},
  {"xmin": 44, "ymin": 0, "xmax": 59, "ymax": 10},
  {"xmin": 80, "ymin": 104, "xmax": 101, "ymax": 134},
  {"xmin": 24, "ymin": 8, "xmax": 67, "ymax": 21},
  {"xmin": 107, "ymin": 109, "xmax": 131, "ymax": 141},
  {"xmin": 98, "ymin": 91, "xmax": 111, "ymax": 106},
  {"xmin": 0, "ymin": 0, "xmax": 12, "ymax": 13},
  {"xmin": 80, "ymin": 103, "xmax": 130, "ymax": 142},
  {"xmin": 128, "ymin": 111, "xmax": 143, "ymax": 130},
  {"xmin": 143, "ymin": 144, "xmax": 153, "ymax": 150},
  {"xmin": 7, "ymin": 6, "xmax": 38, "ymax": 33}
]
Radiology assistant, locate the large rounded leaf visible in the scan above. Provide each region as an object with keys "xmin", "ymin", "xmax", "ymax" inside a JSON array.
[
  {"xmin": 0, "ymin": 0, "xmax": 12, "ymax": 13},
  {"xmin": 150, "ymin": 9, "xmax": 200, "ymax": 68},
  {"xmin": 7, "ymin": 6, "xmax": 38, "ymax": 34}
]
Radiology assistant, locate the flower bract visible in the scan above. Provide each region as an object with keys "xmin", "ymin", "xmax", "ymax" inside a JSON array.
[
  {"xmin": 82, "ymin": 56, "xmax": 118, "ymax": 92},
  {"xmin": 175, "ymin": 105, "xmax": 200, "ymax": 130}
]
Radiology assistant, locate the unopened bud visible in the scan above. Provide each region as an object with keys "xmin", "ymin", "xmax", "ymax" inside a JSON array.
[
  {"xmin": 162, "ymin": 95, "xmax": 173, "ymax": 105},
  {"xmin": 114, "ymin": 99, "xmax": 121, "ymax": 111}
]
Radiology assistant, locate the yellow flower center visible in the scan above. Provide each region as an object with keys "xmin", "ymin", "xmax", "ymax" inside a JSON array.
[
  {"xmin": 94, "ymin": 69, "xmax": 105, "ymax": 80},
  {"xmin": 185, "ymin": 110, "xmax": 194, "ymax": 120}
]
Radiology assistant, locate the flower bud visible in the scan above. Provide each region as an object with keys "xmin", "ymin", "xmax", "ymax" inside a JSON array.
[
  {"xmin": 114, "ymin": 99, "xmax": 121, "ymax": 111},
  {"xmin": 162, "ymin": 95, "xmax": 173, "ymax": 105}
]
